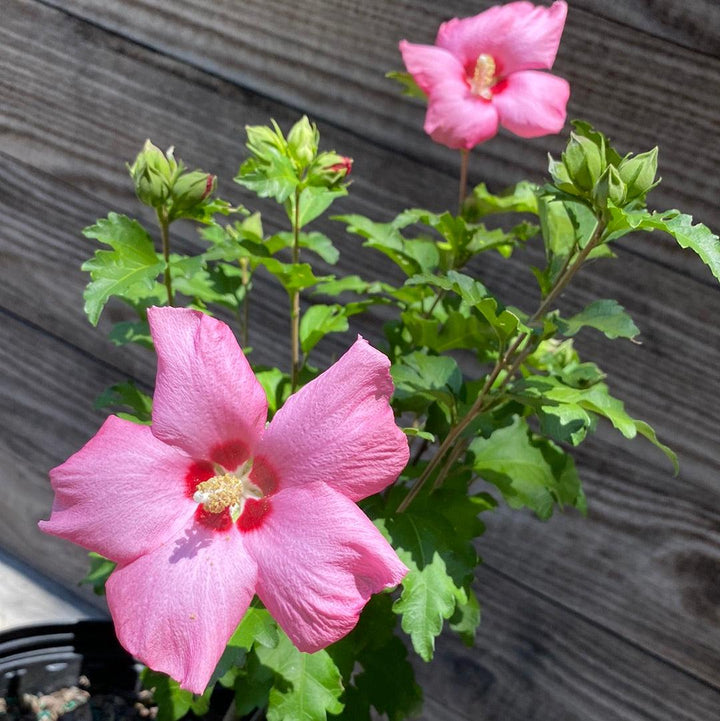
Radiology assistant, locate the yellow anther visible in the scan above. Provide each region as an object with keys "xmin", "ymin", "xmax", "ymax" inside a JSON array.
[
  {"xmin": 194, "ymin": 473, "xmax": 244, "ymax": 514},
  {"xmin": 470, "ymin": 54, "xmax": 496, "ymax": 99}
]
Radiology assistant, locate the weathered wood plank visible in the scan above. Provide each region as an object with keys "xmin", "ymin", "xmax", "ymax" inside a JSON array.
[
  {"xmin": 38, "ymin": 0, "xmax": 720, "ymax": 241},
  {"xmin": 415, "ymin": 566, "xmax": 720, "ymax": 720},
  {"xmin": 0, "ymin": 310, "xmax": 118, "ymax": 605},
  {"xmin": 479, "ymin": 427, "xmax": 720, "ymax": 687},
  {"xmin": 571, "ymin": 0, "xmax": 720, "ymax": 56}
]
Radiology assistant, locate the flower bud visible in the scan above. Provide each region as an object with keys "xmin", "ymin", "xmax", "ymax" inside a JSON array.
[
  {"xmin": 287, "ymin": 116, "xmax": 319, "ymax": 167},
  {"xmin": 169, "ymin": 171, "xmax": 216, "ymax": 218},
  {"xmin": 561, "ymin": 133, "xmax": 605, "ymax": 193},
  {"xmin": 617, "ymin": 147, "xmax": 658, "ymax": 202},
  {"xmin": 326, "ymin": 156, "xmax": 353, "ymax": 177},
  {"xmin": 128, "ymin": 140, "xmax": 178, "ymax": 208},
  {"xmin": 592, "ymin": 165, "xmax": 627, "ymax": 208},
  {"xmin": 307, "ymin": 152, "xmax": 353, "ymax": 188}
]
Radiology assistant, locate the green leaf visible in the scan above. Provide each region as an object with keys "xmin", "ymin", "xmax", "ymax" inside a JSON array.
[
  {"xmin": 449, "ymin": 588, "xmax": 481, "ymax": 646},
  {"xmin": 353, "ymin": 636, "xmax": 422, "ymax": 721},
  {"xmin": 295, "ymin": 186, "xmax": 348, "ymax": 229},
  {"xmin": 391, "ymin": 352, "xmax": 462, "ymax": 414},
  {"xmin": 399, "ymin": 209, "xmax": 527, "ymax": 260},
  {"xmin": 386, "ymin": 70, "xmax": 427, "ymax": 99},
  {"xmin": 256, "ymin": 632, "xmax": 344, "ymax": 721},
  {"xmin": 606, "ymin": 206, "xmax": 720, "ymax": 283},
  {"xmin": 94, "ymin": 381, "xmax": 153, "ymax": 424},
  {"xmin": 233, "ymin": 650, "xmax": 275, "ymax": 716},
  {"xmin": 336, "ymin": 214, "xmax": 439, "ymax": 276},
  {"xmin": 79, "ymin": 552, "xmax": 116, "ymax": 596},
  {"xmin": 470, "ymin": 416, "xmax": 585, "ymax": 519},
  {"xmin": 557, "ymin": 299, "xmax": 640, "ymax": 340},
  {"xmin": 255, "ymin": 368, "xmax": 291, "ymax": 417},
  {"xmin": 300, "ymin": 304, "xmax": 351, "ymax": 354},
  {"xmin": 401, "ymin": 310, "xmax": 484, "ymax": 355},
  {"xmin": 466, "ymin": 181, "xmax": 539, "ymax": 218},
  {"xmin": 108, "ymin": 319, "xmax": 153, "ymax": 348},
  {"xmin": 236, "ymin": 152, "xmax": 299, "ymax": 203},
  {"xmin": 270, "ymin": 231, "xmax": 340, "ymax": 265},
  {"xmin": 517, "ymin": 377, "xmax": 677, "ymax": 471},
  {"xmin": 230, "ymin": 605, "xmax": 280, "ymax": 652},
  {"xmin": 259, "ymin": 257, "xmax": 328, "ymax": 294},
  {"xmin": 407, "ymin": 270, "xmax": 489, "ymax": 307},
  {"xmin": 634, "ymin": 420, "xmax": 679, "ymax": 474},
  {"xmin": 376, "ymin": 510, "xmax": 477, "ymax": 661},
  {"xmin": 141, "ymin": 669, "xmax": 212, "ymax": 721},
  {"xmin": 329, "ymin": 595, "xmax": 422, "ymax": 721},
  {"xmin": 403, "ymin": 427, "xmax": 435, "ymax": 443},
  {"xmin": 82, "ymin": 213, "xmax": 164, "ymax": 325}
]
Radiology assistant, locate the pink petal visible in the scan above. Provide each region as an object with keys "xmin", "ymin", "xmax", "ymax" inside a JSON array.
[
  {"xmin": 398, "ymin": 40, "xmax": 466, "ymax": 95},
  {"xmin": 148, "ymin": 307, "xmax": 267, "ymax": 466},
  {"xmin": 437, "ymin": 1, "xmax": 568, "ymax": 76},
  {"xmin": 425, "ymin": 87, "xmax": 500, "ymax": 149},
  {"xmin": 40, "ymin": 416, "xmax": 197, "ymax": 564},
  {"xmin": 492, "ymin": 70, "xmax": 569, "ymax": 137},
  {"xmin": 244, "ymin": 482, "xmax": 407, "ymax": 652},
  {"xmin": 107, "ymin": 524, "xmax": 258, "ymax": 694},
  {"xmin": 254, "ymin": 337, "xmax": 408, "ymax": 502}
]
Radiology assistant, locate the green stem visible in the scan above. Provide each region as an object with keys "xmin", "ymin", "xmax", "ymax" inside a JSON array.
[
  {"xmin": 240, "ymin": 257, "xmax": 250, "ymax": 348},
  {"xmin": 398, "ymin": 221, "xmax": 607, "ymax": 511},
  {"xmin": 290, "ymin": 189, "xmax": 301, "ymax": 392},
  {"xmin": 458, "ymin": 149, "xmax": 469, "ymax": 214},
  {"xmin": 157, "ymin": 207, "xmax": 174, "ymax": 306}
]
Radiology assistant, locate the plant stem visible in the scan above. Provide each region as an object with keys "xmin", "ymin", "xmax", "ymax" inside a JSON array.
[
  {"xmin": 290, "ymin": 188, "xmax": 301, "ymax": 391},
  {"xmin": 458, "ymin": 149, "xmax": 469, "ymax": 214},
  {"xmin": 240, "ymin": 257, "xmax": 250, "ymax": 348},
  {"xmin": 397, "ymin": 221, "xmax": 606, "ymax": 512},
  {"xmin": 157, "ymin": 207, "xmax": 174, "ymax": 306}
]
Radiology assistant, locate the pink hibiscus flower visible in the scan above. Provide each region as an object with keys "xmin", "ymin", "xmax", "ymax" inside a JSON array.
[
  {"xmin": 40, "ymin": 307, "xmax": 409, "ymax": 693},
  {"xmin": 399, "ymin": 1, "xmax": 570, "ymax": 149}
]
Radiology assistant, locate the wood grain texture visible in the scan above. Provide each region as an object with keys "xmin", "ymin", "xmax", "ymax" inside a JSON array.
[
  {"xmin": 414, "ymin": 566, "xmax": 720, "ymax": 720},
  {"xmin": 2, "ymin": 0, "xmax": 720, "ymax": 716},
  {"xmin": 39, "ymin": 0, "xmax": 720, "ymax": 242}
]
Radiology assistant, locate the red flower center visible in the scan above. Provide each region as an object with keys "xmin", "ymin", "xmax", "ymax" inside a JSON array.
[{"xmin": 185, "ymin": 443, "xmax": 278, "ymax": 533}]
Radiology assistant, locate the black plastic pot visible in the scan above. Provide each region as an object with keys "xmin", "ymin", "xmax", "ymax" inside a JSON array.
[
  {"xmin": 0, "ymin": 619, "xmax": 136, "ymax": 700},
  {"xmin": 0, "ymin": 619, "xmax": 235, "ymax": 718}
]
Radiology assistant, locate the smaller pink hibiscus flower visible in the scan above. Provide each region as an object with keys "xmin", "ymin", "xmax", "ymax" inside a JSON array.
[
  {"xmin": 400, "ymin": 1, "xmax": 570, "ymax": 149},
  {"xmin": 40, "ymin": 307, "xmax": 408, "ymax": 694}
]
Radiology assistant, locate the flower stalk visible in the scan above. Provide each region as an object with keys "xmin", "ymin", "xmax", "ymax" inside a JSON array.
[
  {"xmin": 458, "ymin": 149, "xmax": 469, "ymax": 213},
  {"xmin": 290, "ymin": 188, "xmax": 301, "ymax": 391},
  {"xmin": 157, "ymin": 207, "xmax": 174, "ymax": 306}
]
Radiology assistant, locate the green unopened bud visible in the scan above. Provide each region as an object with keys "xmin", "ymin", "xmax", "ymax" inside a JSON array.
[
  {"xmin": 592, "ymin": 165, "xmax": 626, "ymax": 208},
  {"xmin": 562, "ymin": 133, "xmax": 605, "ymax": 193},
  {"xmin": 287, "ymin": 116, "xmax": 319, "ymax": 167},
  {"xmin": 128, "ymin": 140, "xmax": 179, "ymax": 208},
  {"xmin": 169, "ymin": 171, "xmax": 216, "ymax": 218},
  {"xmin": 548, "ymin": 155, "xmax": 577, "ymax": 195},
  {"xmin": 245, "ymin": 121, "xmax": 287, "ymax": 161},
  {"xmin": 617, "ymin": 147, "xmax": 658, "ymax": 202},
  {"xmin": 307, "ymin": 152, "xmax": 353, "ymax": 187}
]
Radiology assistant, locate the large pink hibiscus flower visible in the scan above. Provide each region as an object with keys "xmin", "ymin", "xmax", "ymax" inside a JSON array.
[
  {"xmin": 400, "ymin": 1, "xmax": 570, "ymax": 149},
  {"xmin": 40, "ymin": 307, "xmax": 409, "ymax": 693}
]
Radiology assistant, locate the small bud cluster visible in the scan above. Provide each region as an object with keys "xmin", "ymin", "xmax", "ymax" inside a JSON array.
[
  {"xmin": 548, "ymin": 121, "xmax": 659, "ymax": 211},
  {"xmin": 128, "ymin": 139, "xmax": 217, "ymax": 221}
]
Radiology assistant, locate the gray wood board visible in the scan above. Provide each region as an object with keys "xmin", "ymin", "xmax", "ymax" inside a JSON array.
[
  {"xmin": 1, "ymin": 0, "xmax": 719, "ymax": 716},
  {"xmin": 37, "ymin": 0, "xmax": 720, "ymax": 247}
]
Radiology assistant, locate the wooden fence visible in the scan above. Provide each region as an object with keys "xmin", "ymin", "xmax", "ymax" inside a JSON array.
[{"xmin": 1, "ymin": 1, "xmax": 719, "ymax": 718}]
